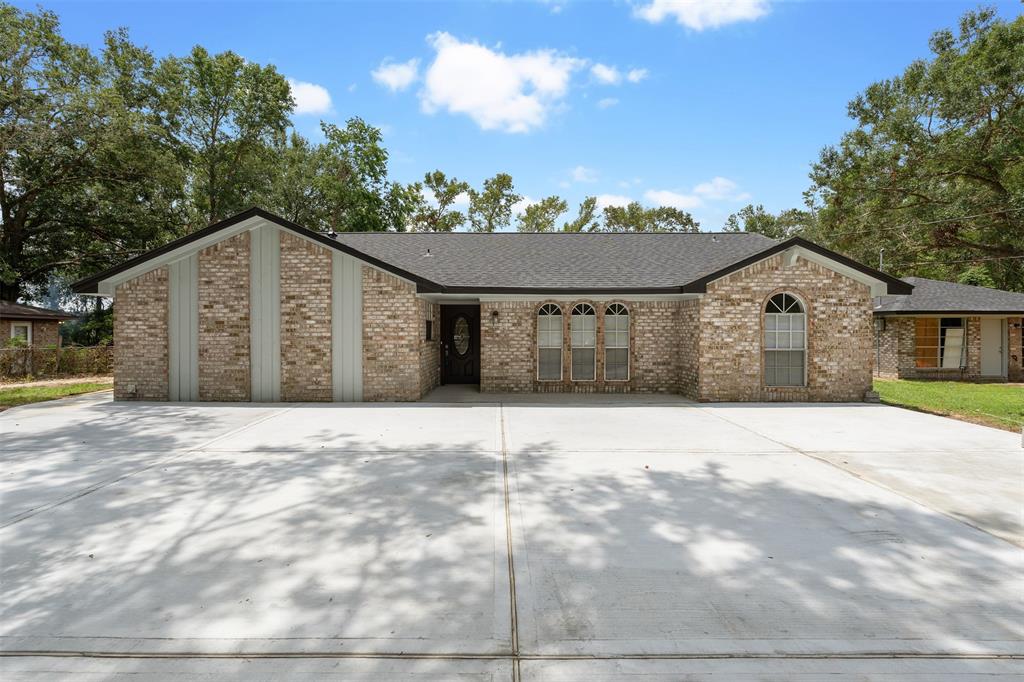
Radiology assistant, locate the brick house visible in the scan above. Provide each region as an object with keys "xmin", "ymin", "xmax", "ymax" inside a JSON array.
[
  {"xmin": 1, "ymin": 301, "xmax": 75, "ymax": 347},
  {"xmin": 72, "ymin": 208, "xmax": 913, "ymax": 402},
  {"xmin": 874, "ymin": 277, "xmax": 1024, "ymax": 382}
]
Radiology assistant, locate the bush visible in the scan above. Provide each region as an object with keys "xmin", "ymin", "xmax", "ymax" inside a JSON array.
[{"xmin": 0, "ymin": 346, "xmax": 113, "ymax": 380}]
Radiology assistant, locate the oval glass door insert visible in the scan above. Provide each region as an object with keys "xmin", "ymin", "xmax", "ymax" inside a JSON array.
[{"xmin": 453, "ymin": 317, "xmax": 470, "ymax": 355}]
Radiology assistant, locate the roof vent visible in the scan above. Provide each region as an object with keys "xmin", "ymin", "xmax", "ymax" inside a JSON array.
[
  {"xmin": 423, "ymin": 248, "xmax": 432, "ymax": 258},
  {"xmin": 327, "ymin": 230, "xmax": 338, "ymax": 240}
]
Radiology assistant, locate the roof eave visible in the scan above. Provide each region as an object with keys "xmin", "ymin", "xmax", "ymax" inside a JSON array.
[
  {"xmin": 71, "ymin": 207, "xmax": 444, "ymax": 294},
  {"xmin": 679, "ymin": 236, "xmax": 915, "ymax": 295},
  {"xmin": 874, "ymin": 309, "xmax": 1024, "ymax": 316}
]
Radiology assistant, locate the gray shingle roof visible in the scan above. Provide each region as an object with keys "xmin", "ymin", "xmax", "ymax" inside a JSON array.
[
  {"xmin": 874, "ymin": 277, "xmax": 1024, "ymax": 315},
  {"xmin": 332, "ymin": 231, "xmax": 779, "ymax": 291},
  {"xmin": 0, "ymin": 300, "xmax": 77, "ymax": 321}
]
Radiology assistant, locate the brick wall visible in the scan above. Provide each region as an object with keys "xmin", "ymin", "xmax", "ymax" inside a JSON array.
[
  {"xmin": 677, "ymin": 299, "xmax": 700, "ymax": 399},
  {"xmin": 113, "ymin": 268, "xmax": 168, "ymax": 400},
  {"xmin": 198, "ymin": 231, "xmax": 251, "ymax": 401},
  {"xmin": 362, "ymin": 266, "xmax": 420, "ymax": 401},
  {"xmin": 883, "ymin": 315, "xmax": 1015, "ymax": 381},
  {"xmin": 874, "ymin": 317, "xmax": 899, "ymax": 378},
  {"xmin": 280, "ymin": 232, "xmax": 333, "ymax": 401},
  {"xmin": 699, "ymin": 254, "xmax": 873, "ymax": 402},
  {"xmin": 0, "ymin": 319, "xmax": 61, "ymax": 347},
  {"xmin": 479, "ymin": 299, "xmax": 693, "ymax": 394},
  {"xmin": 418, "ymin": 299, "xmax": 441, "ymax": 397}
]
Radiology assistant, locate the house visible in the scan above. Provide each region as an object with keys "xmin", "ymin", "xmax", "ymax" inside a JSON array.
[
  {"xmin": 874, "ymin": 277, "xmax": 1024, "ymax": 382},
  {"xmin": 1, "ymin": 301, "xmax": 76, "ymax": 347},
  {"xmin": 72, "ymin": 207, "xmax": 912, "ymax": 403}
]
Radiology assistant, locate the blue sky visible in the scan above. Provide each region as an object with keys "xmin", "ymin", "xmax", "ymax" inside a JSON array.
[{"xmin": 24, "ymin": 0, "xmax": 1024, "ymax": 231}]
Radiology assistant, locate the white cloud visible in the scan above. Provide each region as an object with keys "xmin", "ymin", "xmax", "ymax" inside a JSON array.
[
  {"xmin": 644, "ymin": 189, "xmax": 703, "ymax": 209},
  {"xmin": 634, "ymin": 0, "xmax": 770, "ymax": 31},
  {"xmin": 571, "ymin": 165, "xmax": 598, "ymax": 183},
  {"xmin": 591, "ymin": 63, "xmax": 621, "ymax": 85},
  {"xmin": 287, "ymin": 79, "xmax": 332, "ymax": 115},
  {"xmin": 372, "ymin": 58, "xmax": 420, "ymax": 92},
  {"xmin": 420, "ymin": 187, "xmax": 471, "ymax": 208},
  {"xmin": 597, "ymin": 97, "xmax": 619, "ymax": 109},
  {"xmin": 626, "ymin": 68, "xmax": 649, "ymax": 83},
  {"xmin": 596, "ymin": 194, "xmax": 632, "ymax": 209},
  {"xmin": 420, "ymin": 32, "xmax": 585, "ymax": 133},
  {"xmin": 693, "ymin": 176, "xmax": 740, "ymax": 200},
  {"xmin": 452, "ymin": 191, "xmax": 471, "ymax": 208},
  {"xmin": 512, "ymin": 195, "xmax": 537, "ymax": 216},
  {"xmin": 644, "ymin": 176, "xmax": 749, "ymax": 210}
]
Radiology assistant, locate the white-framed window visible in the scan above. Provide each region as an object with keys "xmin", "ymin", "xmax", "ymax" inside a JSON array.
[
  {"xmin": 604, "ymin": 303, "xmax": 629, "ymax": 381},
  {"xmin": 10, "ymin": 322, "xmax": 31, "ymax": 345},
  {"xmin": 537, "ymin": 303, "xmax": 563, "ymax": 381},
  {"xmin": 570, "ymin": 303, "xmax": 596, "ymax": 381},
  {"xmin": 764, "ymin": 293, "xmax": 806, "ymax": 387}
]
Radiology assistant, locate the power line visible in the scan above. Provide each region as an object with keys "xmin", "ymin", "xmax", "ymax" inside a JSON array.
[
  {"xmin": 828, "ymin": 205, "xmax": 1024, "ymax": 240},
  {"xmin": 898, "ymin": 253, "xmax": 1024, "ymax": 267}
]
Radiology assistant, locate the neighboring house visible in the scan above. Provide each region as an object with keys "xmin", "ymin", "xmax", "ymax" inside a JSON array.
[
  {"xmin": 72, "ymin": 208, "xmax": 912, "ymax": 403},
  {"xmin": 0, "ymin": 301, "xmax": 75, "ymax": 347},
  {"xmin": 874, "ymin": 277, "xmax": 1024, "ymax": 383}
]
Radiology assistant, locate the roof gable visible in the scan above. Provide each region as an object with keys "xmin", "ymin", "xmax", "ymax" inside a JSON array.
[{"xmin": 875, "ymin": 277, "xmax": 1024, "ymax": 315}]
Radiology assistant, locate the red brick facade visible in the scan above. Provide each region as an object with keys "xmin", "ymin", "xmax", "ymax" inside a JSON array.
[
  {"xmin": 198, "ymin": 231, "xmax": 251, "ymax": 401},
  {"xmin": 280, "ymin": 232, "xmax": 333, "ymax": 401},
  {"xmin": 113, "ymin": 268, "xmax": 168, "ymax": 400}
]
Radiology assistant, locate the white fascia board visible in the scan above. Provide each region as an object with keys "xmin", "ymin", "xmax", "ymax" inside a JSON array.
[
  {"xmin": 787, "ymin": 246, "xmax": 893, "ymax": 298},
  {"xmin": 419, "ymin": 293, "xmax": 701, "ymax": 303}
]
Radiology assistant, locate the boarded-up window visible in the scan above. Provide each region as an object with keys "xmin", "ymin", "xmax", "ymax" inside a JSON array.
[{"xmin": 915, "ymin": 318, "xmax": 965, "ymax": 369}]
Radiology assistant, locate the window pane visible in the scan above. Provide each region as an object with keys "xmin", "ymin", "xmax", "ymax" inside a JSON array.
[
  {"xmin": 12, "ymin": 326, "xmax": 28, "ymax": 340},
  {"xmin": 539, "ymin": 348, "xmax": 561, "ymax": 380},
  {"xmin": 793, "ymin": 315, "xmax": 805, "ymax": 331},
  {"xmin": 605, "ymin": 348, "xmax": 628, "ymax": 380},
  {"xmin": 765, "ymin": 316, "xmax": 777, "ymax": 331},
  {"xmin": 777, "ymin": 315, "xmax": 791, "ymax": 331},
  {"xmin": 572, "ymin": 348, "xmax": 595, "ymax": 380},
  {"xmin": 765, "ymin": 331, "xmax": 777, "ymax": 349},
  {"xmin": 765, "ymin": 350, "xmax": 805, "ymax": 386},
  {"xmin": 791, "ymin": 331, "xmax": 805, "ymax": 349}
]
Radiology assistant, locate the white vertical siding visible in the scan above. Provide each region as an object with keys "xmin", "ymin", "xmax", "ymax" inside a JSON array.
[
  {"xmin": 332, "ymin": 252, "xmax": 363, "ymax": 401},
  {"xmin": 250, "ymin": 224, "xmax": 281, "ymax": 401},
  {"xmin": 168, "ymin": 254, "xmax": 198, "ymax": 401}
]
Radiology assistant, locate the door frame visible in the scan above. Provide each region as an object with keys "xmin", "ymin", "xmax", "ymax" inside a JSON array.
[
  {"xmin": 979, "ymin": 317, "xmax": 1007, "ymax": 378},
  {"xmin": 440, "ymin": 304, "xmax": 481, "ymax": 385}
]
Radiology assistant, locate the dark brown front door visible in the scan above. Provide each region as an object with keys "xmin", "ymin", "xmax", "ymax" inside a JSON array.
[{"xmin": 441, "ymin": 305, "xmax": 480, "ymax": 384}]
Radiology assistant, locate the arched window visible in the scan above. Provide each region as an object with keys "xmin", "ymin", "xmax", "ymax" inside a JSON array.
[
  {"xmin": 570, "ymin": 303, "xmax": 596, "ymax": 381},
  {"xmin": 604, "ymin": 303, "xmax": 629, "ymax": 381},
  {"xmin": 764, "ymin": 293, "xmax": 806, "ymax": 387},
  {"xmin": 537, "ymin": 303, "xmax": 563, "ymax": 381}
]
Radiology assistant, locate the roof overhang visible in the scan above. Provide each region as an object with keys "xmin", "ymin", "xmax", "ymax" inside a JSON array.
[
  {"xmin": 679, "ymin": 237, "xmax": 914, "ymax": 297},
  {"xmin": 71, "ymin": 207, "xmax": 443, "ymax": 296},
  {"xmin": 874, "ymin": 310, "xmax": 1024, "ymax": 317}
]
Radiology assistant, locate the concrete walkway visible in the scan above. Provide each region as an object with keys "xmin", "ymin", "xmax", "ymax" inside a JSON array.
[{"xmin": 1, "ymin": 392, "xmax": 1021, "ymax": 679}]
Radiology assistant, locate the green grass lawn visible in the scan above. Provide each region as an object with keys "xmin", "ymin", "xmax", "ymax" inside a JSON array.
[
  {"xmin": 874, "ymin": 379, "xmax": 1024, "ymax": 432},
  {"xmin": 0, "ymin": 381, "xmax": 113, "ymax": 409}
]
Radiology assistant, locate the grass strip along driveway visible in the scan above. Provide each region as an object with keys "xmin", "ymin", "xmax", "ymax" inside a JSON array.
[
  {"xmin": 0, "ymin": 380, "xmax": 112, "ymax": 410},
  {"xmin": 874, "ymin": 379, "xmax": 1024, "ymax": 432}
]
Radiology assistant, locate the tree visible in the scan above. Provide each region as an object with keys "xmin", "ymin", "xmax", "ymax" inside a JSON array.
[
  {"xmin": 516, "ymin": 196, "xmax": 568, "ymax": 232},
  {"xmin": 1, "ymin": 6, "xmax": 181, "ymax": 300},
  {"xmin": 468, "ymin": 173, "xmax": 521, "ymax": 232},
  {"xmin": 807, "ymin": 8, "xmax": 1024, "ymax": 290},
  {"xmin": 154, "ymin": 45, "xmax": 293, "ymax": 226},
  {"xmin": 601, "ymin": 202, "xmax": 699, "ymax": 232},
  {"xmin": 408, "ymin": 170, "xmax": 470, "ymax": 232},
  {"xmin": 562, "ymin": 196, "xmax": 599, "ymax": 232},
  {"xmin": 723, "ymin": 204, "xmax": 815, "ymax": 240}
]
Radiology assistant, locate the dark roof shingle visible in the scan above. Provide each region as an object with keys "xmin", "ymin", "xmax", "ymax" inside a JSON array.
[
  {"xmin": 874, "ymin": 277, "xmax": 1024, "ymax": 315},
  {"xmin": 0, "ymin": 300, "xmax": 77, "ymax": 321},
  {"xmin": 332, "ymin": 232, "xmax": 779, "ymax": 291}
]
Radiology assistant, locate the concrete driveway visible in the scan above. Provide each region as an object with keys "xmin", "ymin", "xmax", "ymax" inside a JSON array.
[{"xmin": 1, "ymin": 392, "xmax": 1021, "ymax": 680}]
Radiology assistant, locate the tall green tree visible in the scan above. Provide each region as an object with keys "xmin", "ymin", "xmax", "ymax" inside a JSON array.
[
  {"xmin": 154, "ymin": 45, "xmax": 293, "ymax": 226},
  {"xmin": 808, "ymin": 8, "xmax": 1024, "ymax": 290},
  {"xmin": 1, "ymin": 5, "xmax": 180, "ymax": 300},
  {"xmin": 601, "ymin": 202, "xmax": 699, "ymax": 232},
  {"xmin": 408, "ymin": 170, "xmax": 470, "ymax": 232},
  {"xmin": 723, "ymin": 204, "xmax": 815, "ymax": 240},
  {"xmin": 468, "ymin": 173, "xmax": 521, "ymax": 232},
  {"xmin": 562, "ymin": 196, "xmax": 599, "ymax": 232},
  {"xmin": 516, "ymin": 196, "xmax": 568, "ymax": 232}
]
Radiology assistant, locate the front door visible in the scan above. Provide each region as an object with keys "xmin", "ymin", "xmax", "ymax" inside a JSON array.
[
  {"xmin": 980, "ymin": 318, "xmax": 1005, "ymax": 377},
  {"xmin": 441, "ymin": 305, "xmax": 481, "ymax": 384}
]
